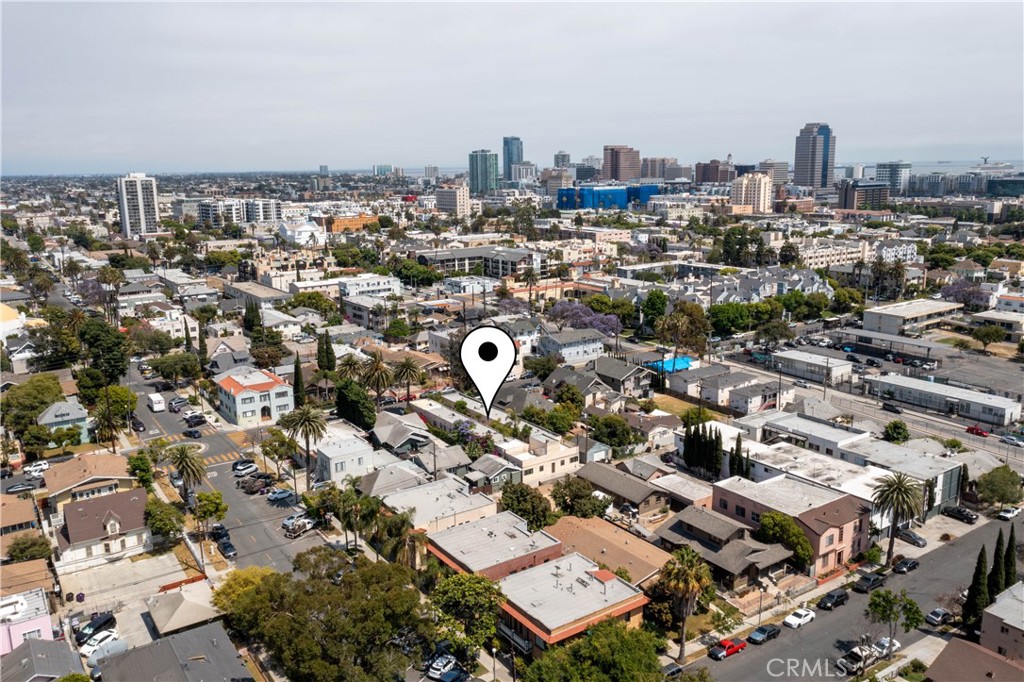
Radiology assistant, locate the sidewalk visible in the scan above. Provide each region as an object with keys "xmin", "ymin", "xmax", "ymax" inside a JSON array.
[{"xmin": 873, "ymin": 631, "xmax": 951, "ymax": 680}]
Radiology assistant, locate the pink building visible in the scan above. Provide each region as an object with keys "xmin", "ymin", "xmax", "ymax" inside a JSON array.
[
  {"xmin": 0, "ymin": 588, "xmax": 53, "ymax": 655},
  {"xmin": 712, "ymin": 476, "xmax": 870, "ymax": 577}
]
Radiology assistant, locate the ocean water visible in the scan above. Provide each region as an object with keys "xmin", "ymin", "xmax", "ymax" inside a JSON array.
[{"xmin": 842, "ymin": 160, "xmax": 1023, "ymax": 175}]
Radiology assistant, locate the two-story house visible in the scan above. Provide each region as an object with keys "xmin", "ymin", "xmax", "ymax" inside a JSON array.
[
  {"xmin": 588, "ymin": 357, "xmax": 654, "ymax": 398},
  {"xmin": 36, "ymin": 397, "xmax": 89, "ymax": 446},
  {"xmin": 537, "ymin": 329, "xmax": 605, "ymax": 366},
  {"xmin": 213, "ymin": 366, "xmax": 294, "ymax": 427},
  {"xmin": 53, "ymin": 489, "xmax": 151, "ymax": 573},
  {"xmin": 41, "ymin": 454, "xmax": 136, "ymax": 523}
]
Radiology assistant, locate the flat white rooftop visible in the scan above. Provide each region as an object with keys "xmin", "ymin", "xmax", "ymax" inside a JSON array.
[
  {"xmin": 716, "ymin": 475, "xmax": 845, "ymax": 516},
  {"xmin": 864, "ymin": 374, "xmax": 1020, "ymax": 410},
  {"xmin": 773, "ymin": 350, "xmax": 853, "ymax": 369},
  {"xmin": 428, "ymin": 511, "xmax": 560, "ymax": 573},
  {"xmin": 865, "ymin": 299, "xmax": 963, "ymax": 319}
]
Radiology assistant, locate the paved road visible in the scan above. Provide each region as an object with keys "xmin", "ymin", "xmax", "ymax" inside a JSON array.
[{"xmin": 688, "ymin": 518, "xmax": 1021, "ymax": 682}]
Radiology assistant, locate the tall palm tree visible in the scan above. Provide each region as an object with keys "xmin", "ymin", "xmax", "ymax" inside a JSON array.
[
  {"xmin": 393, "ymin": 357, "xmax": 421, "ymax": 404},
  {"xmin": 872, "ymin": 472, "xmax": 923, "ymax": 565},
  {"xmin": 93, "ymin": 389, "xmax": 126, "ymax": 454},
  {"xmin": 360, "ymin": 350, "xmax": 394, "ymax": 409},
  {"xmin": 660, "ymin": 546, "xmax": 714, "ymax": 664},
  {"xmin": 520, "ymin": 267, "xmax": 539, "ymax": 311},
  {"xmin": 279, "ymin": 404, "xmax": 327, "ymax": 488},
  {"xmin": 96, "ymin": 265, "xmax": 124, "ymax": 323},
  {"xmin": 336, "ymin": 353, "xmax": 362, "ymax": 381},
  {"xmin": 167, "ymin": 444, "xmax": 205, "ymax": 500}
]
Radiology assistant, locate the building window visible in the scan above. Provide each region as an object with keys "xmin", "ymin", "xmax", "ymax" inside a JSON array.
[
  {"xmin": 243, "ymin": 410, "xmax": 256, "ymax": 418},
  {"xmin": 22, "ymin": 629, "xmax": 41, "ymax": 640},
  {"xmin": 735, "ymin": 506, "xmax": 746, "ymax": 518},
  {"xmin": 998, "ymin": 646, "xmax": 1007, "ymax": 656},
  {"xmin": 104, "ymin": 542, "xmax": 112, "ymax": 554},
  {"xmin": 524, "ymin": 468, "xmax": 534, "ymax": 476},
  {"xmin": 825, "ymin": 535, "xmax": 834, "ymax": 547},
  {"xmin": 826, "ymin": 448, "xmax": 833, "ymax": 456},
  {"xmin": 276, "ymin": 391, "xmax": 289, "ymax": 399},
  {"xmin": 1001, "ymin": 625, "xmax": 1009, "ymax": 634},
  {"xmin": 839, "ymin": 527, "xmax": 844, "ymax": 542},
  {"xmin": 751, "ymin": 511, "xmax": 761, "ymax": 523},
  {"xmin": 821, "ymin": 555, "xmax": 828, "ymax": 568},
  {"xmin": 719, "ymin": 499, "xmax": 728, "ymax": 511},
  {"xmin": 121, "ymin": 538, "xmax": 127, "ymax": 551},
  {"xmin": 569, "ymin": 456, "xmax": 578, "ymax": 463},
  {"xmin": 335, "ymin": 462, "xmax": 346, "ymax": 472},
  {"xmin": 241, "ymin": 397, "xmax": 255, "ymax": 405}
]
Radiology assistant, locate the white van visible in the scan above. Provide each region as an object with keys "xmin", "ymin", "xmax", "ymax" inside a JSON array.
[{"xmin": 147, "ymin": 394, "xmax": 165, "ymax": 412}]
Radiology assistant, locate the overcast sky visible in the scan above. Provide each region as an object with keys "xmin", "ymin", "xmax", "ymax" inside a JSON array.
[{"xmin": 3, "ymin": 2, "xmax": 1022, "ymax": 175}]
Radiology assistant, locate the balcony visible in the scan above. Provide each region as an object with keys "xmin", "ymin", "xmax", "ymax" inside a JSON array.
[{"xmin": 497, "ymin": 621, "xmax": 532, "ymax": 654}]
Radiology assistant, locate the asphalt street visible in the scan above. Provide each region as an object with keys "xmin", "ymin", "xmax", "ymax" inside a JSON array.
[{"xmin": 687, "ymin": 518, "xmax": 1021, "ymax": 682}]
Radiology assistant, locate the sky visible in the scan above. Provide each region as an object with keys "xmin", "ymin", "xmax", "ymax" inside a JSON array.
[{"xmin": 2, "ymin": 2, "xmax": 1022, "ymax": 175}]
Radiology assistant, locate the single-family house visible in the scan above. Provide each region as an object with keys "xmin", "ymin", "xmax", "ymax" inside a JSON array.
[
  {"xmin": 35, "ymin": 398, "xmax": 89, "ymax": 446},
  {"xmin": 98, "ymin": 622, "xmax": 254, "ymax": 682},
  {"xmin": 587, "ymin": 357, "xmax": 654, "ymax": 398},
  {"xmin": 464, "ymin": 454, "xmax": 522, "ymax": 493},
  {"xmin": 0, "ymin": 637, "xmax": 83, "ymax": 682},
  {"xmin": 53, "ymin": 489, "xmax": 151, "ymax": 573},
  {"xmin": 41, "ymin": 454, "xmax": 136, "ymax": 519},
  {"xmin": 574, "ymin": 462, "xmax": 668, "ymax": 516}
]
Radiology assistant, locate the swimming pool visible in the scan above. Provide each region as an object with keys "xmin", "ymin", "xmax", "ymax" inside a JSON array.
[{"xmin": 645, "ymin": 356, "xmax": 694, "ymax": 373}]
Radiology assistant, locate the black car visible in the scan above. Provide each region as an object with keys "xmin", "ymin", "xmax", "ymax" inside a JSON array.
[
  {"xmin": 747, "ymin": 624, "xmax": 781, "ymax": 645},
  {"xmin": 5, "ymin": 482, "xmax": 35, "ymax": 494},
  {"xmin": 817, "ymin": 588, "xmax": 849, "ymax": 610},
  {"xmin": 882, "ymin": 402, "xmax": 903, "ymax": 414},
  {"xmin": 380, "ymin": 396, "xmax": 398, "ymax": 406},
  {"xmin": 130, "ymin": 417, "xmax": 146, "ymax": 432},
  {"xmin": 1, "ymin": 467, "xmax": 12, "ymax": 479},
  {"xmin": 853, "ymin": 573, "xmax": 887, "ymax": 593},
  {"xmin": 218, "ymin": 540, "xmax": 238, "ymax": 560},
  {"xmin": 866, "ymin": 358, "xmax": 882, "ymax": 368},
  {"xmin": 897, "ymin": 527, "xmax": 927, "ymax": 547},
  {"xmin": 846, "ymin": 353, "xmax": 863, "ymax": 363},
  {"xmin": 893, "ymin": 558, "xmax": 920, "ymax": 574},
  {"xmin": 185, "ymin": 415, "xmax": 207, "ymax": 428},
  {"xmin": 943, "ymin": 506, "xmax": 979, "ymax": 524},
  {"xmin": 183, "ymin": 429, "xmax": 202, "ymax": 439},
  {"xmin": 231, "ymin": 459, "xmax": 256, "ymax": 472},
  {"xmin": 75, "ymin": 613, "xmax": 117, "ymax": 645}
]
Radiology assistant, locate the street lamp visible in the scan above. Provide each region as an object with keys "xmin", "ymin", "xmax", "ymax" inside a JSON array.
[{"xmin": 492, "ymin": 647, "xmax": 497, "ymax": 682}]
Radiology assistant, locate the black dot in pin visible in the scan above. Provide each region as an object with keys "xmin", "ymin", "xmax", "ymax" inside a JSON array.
[{"xmin": 478, "ymin": 342, "xmax": 498, "ymax": 362}]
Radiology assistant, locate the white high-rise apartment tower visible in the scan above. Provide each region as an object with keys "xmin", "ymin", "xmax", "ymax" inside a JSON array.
[
  {"xmin": 875, "ymin": 161, "xmax": 912, "ymax": 196},
  {"xmin": 730, "ymin": 173, "xmax": 773, "ymax": 214},
  {"xmin": 117, "ymin": 172, "xmax": 161, "ymax": 239}
]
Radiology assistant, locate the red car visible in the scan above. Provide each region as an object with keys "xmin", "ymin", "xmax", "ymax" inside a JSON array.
[
  {"xmin": 966, "ymin": 425, "xmax": 989, "ymax": 437},
  {"xmin": 709, "ymin": 639, "xmax": 747, "ymax": 660}
]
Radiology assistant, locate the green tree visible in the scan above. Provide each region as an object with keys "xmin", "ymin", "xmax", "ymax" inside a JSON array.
[
  {"xmin": 55, "ymin": 675, "xmax": 92, "ymax": 682},
  {"xmin": 392, "ymin": 357, "xmax": 421, "ymax": 405},
  {"xmin": 522, "ymin": 620, "xmax": 662, "ymax": 682},
  {"xmin": 334, "ymin": 379, "xmax": 377, "ymax": 430},
  {"xmin": 145, "ymin": 498, "xmax": 184, "ymax": 541},
  {"xmin": 291, "ymin": 545, "xmax": 352, "ymax": 582},
  {"xmin": 778, "ymin": 241, "xmax": 802, "ymax": 266},
  {"xmin": 7, "ymin": 535, "xmax": 52, "ymax": 562},
  {"xmin": 972, "ymin": 325, "xmax": 1007, "ymax": 352},
  {"xmin": 336, "ymin": 353, "xmax": 362, "ymax": 381},
  {"xmin": 988, "ymin": 529, "xmax": 1006, "ymax": 600},
  {"xmin": 290, "ymin": 291, "xmax": 339, "ymax": 317},
  {"xmin": 279, "ymin": 404, "xmax": 327, "ymax": 488},
  {"xmin": 589, "ymin": 414, "xmax": 635, "ymax": 449},
  {"xmin": 147, "ymin": 353, "xmax": 201, "ymax": 389},
  {"xmin": 640, "ymin": 290, "xmax": 668, "ymax": 330},
  {"xmin": 866, "ymin": 589, "xmax": 925, "ymax": 659},
  {"xmin": 752, "ymin": 511, "xmax": 814, "ymax": 568},
  {"xmin": 20, "ymin": 425, "xmax": 53, "ymax": 459},
  {"xmin": 661, "ymin": 546, "xmax": 714, "ymax": 664},
  {"xmin": 0, "ymin": 374, "xmax": 63, "ymax": 438},
  {"xmin": 555, "ymin": 383, "xmax": 585, "ymax": 412},
  {"xmin": 963, "ymin": 545, "xmax": 990, "ymax": 633},
  {"xmin": 872, "ymin": 471, "xmax": 923, "ymax": 565},
  {"xmin": 543, "ymin": 404, "xmax": 577, "ymax": 435},
  {"xmin": 1005, "ymin": 524, "xmax": 1017, "ymax": 587},
  {"xmin": 523, "ymin": 355, "xmax": 559, "ymax": 380},
  {"xmin": 210, "ymin": 564, "xmax": 278, "ymax": 617},
  {"xmin": 756, "ymin": 319, "xmax": 795, "ymax": 345},
  {"xmin": 976, "ymin": 465, "xmax": 1023, "ymax": 509},
  {"xmin": 194, "ymin": 491, "xmax": 229, "ymax": 534},
  {"xmin": 79, "ymin": 318, "xmax": 129, "ymax": 381},
  {"xmin": 127, "ymin": 453, "xmax": 155, "ymax": 491},
  {"xmin": 93, "ymin": 388, "xmax": 128, "ymax": 454},
  {"xmin": 259, "ymin": 427, "xmax": 296, "ymax": 479},
  {"xmin": 952, "ymin": 337, "xmax": 975, "ymax": 354},
  {"xmin": 551, "ymin": 476, "xmax": 607, "ymax": 518},
  {"xmin": 166, "ymin": 444, "xmax": 205, "ymax": 497},
  {"xmin": 882, "ymin": 419, "xmax": 911, "ymax": 444},
  {"xmin": 432, "ymin": 573, "xmax": 505, "ymax": 657},
  {"xmin": 360, "ymin": 349, "xmax": 394, "ymax": 408},
  {"xmin": 499, "ymin": 482, "xmax": 555, "ymax": 531}
]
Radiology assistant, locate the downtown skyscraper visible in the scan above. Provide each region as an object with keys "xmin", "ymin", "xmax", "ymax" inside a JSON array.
[
  {"xmin": 502, "ymin": 136, "xmax": 523, "ymax": 181},
  {"xmin": 794, "ymin": 122, "xmax": 836, "ymax": 190},
  {"xmin": 117, "ymin": 172, "xmax": 161, "ymax": 239},
  {"xmin": 469, "ymin": 149, "xmax": 499, "ymax": 195}
]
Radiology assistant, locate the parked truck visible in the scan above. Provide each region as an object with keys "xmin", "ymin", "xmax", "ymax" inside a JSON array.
[
  {"xmin": 147, "ymin": 393, "xmax": 165, "ymax": 412},
  {"xmin": 837, "ymin": 646, "xmax": 877, "ymax": 676}
]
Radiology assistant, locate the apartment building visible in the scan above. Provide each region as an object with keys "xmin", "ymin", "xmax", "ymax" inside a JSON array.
[
  {"xmin": 980, "ymin": 582, "xmax": 1024, "ymax": 661},
  {"xmin": 436, "ymin": 185, "xmax": 471, "ymax": 219},
  {"xmin": 862, "ymin": 299, "xmax": 964, "ymax": 336},
  {"xmin": 117, "ymin": 173, "xmax": 162, "ymax": 239},
  {"xmin": 290, "ymin": 273, "xmax": 401, "ymax": 300},
  {"xmin": 213, "ymin": 366, "xmax": 294, "ymax": 427},
  {"xmin": 730, "ymin": 173, "xmax": 773, "ymax": 213}
]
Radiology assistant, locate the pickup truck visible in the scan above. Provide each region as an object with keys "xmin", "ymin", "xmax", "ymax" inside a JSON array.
[
  {"xmin": 285, "ymin": 518, "xmax": 315, "ymax": 539},
  {"xmin": 837, "ymin": 646, "xmax": 877, "ymax": 675}
]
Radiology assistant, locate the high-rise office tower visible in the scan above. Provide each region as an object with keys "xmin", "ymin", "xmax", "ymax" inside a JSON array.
[
  {"xmin": 502, "ymin": 136, "xmax": 523, "ymax": 180},
  {"xmin": 424, "ymin": 165, "xmax": 439, "ymax": 181},
  {"xmin": 601, "ymin": 145, "xmax": 641, "ymax": 181},
  {"xmin": 758, "ymin": 159, "xmax": 789, "ymax": 186},
  {"xmin": 117, "ymin": 172, "xmax": 160, "ymax": 239},
  {"xmin": 319, "ymin": 165, "xmax": 329, "ymax": 175},
  {"xmin": 468, "ymin": 149, "xmax": 499, "ymax": 195},
  {"xmin": 837, "ymin": 179, "xmax": 889, "ymax": 209},
  {"xmin": 730, "ymin": 173, "xmax": 774, "ymax": 214},
  {"xmin": 794, "ymin": 122, "xmax": 836, "ymax": 190},
  {"xmin": 641, "ymin": 157, "xmax": 686, "ymax": 180},
  {"xmin": 553, "ymin": 151, "xmax": 571, "ymax": 168},
  {"xmin": 581, "ymin": 155, "xmax": 603, "ymax": 171},
  {"xmin": 694, "ymin": 158, "xmax": 736, "ymax": 183},
  {"xmin": 874, "ymin": 160, "xmax": 912, "ymax": 196},
  {"xmin": 372, "ymin": 164, "xmax": 393, "ymax": 176},
  {"xmin": 510, "ymin": 162, "xmax": 537, "ymax": 182}
]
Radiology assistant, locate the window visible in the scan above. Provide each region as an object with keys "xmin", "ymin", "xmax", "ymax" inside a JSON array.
[
  {"xmin": 1001, "ymin": 625, "xmax": 1010, "ymax": 634},
  {"xmin": 539, "ymin": 465, "xmax": 545, "ymax": 472},
  {"xmin": 86, "ymin": 546, "xmax": 93, "ymax": 558},
  {"xmin": 719, "ymin": 499, "xmax": 728, "ymax": 511},
  {"xmin": 998, "ymin": 646, "xmax": 1007, "ymax": 656},
  {"xmin": 104, "ymin": 542, "xmax": 112, "ymax": 554},
  {"xmin": 241, "ymin": 397, "xmax": 255, "ymax": 405},
  {"xmin": 821, "ymin": 555, "xmax": 828, "ymax": 567},
  {"xmin": 839, "ymin": 527, "xmax": 844, "ymax": 542},
  {"xmin": 276, "ymin": 391, "xmax": 289, "ymax": 399},
  {"xmin": 825, "ymin": 448, "xmax": 833, "ymax": 456},
  {"xmin": 260, "ymin": 394, "xmax": 270, "ymax": 402},
  {"xmin": 735, "ymin": 506, "xmax": 746, "ymax": 518},
  {"xmin": 22, "ymin": 629, "xmax": 41, "ymax": 640},
  {"xmin": 335, "ymin": 462, "xmax": 346, "ymax": 472},
  {"xmin": 524, "ymin": 468, "xmax": 534, "ymax": 476},
  {"xmin": 569, "ymin": 456, "xmax": 578, "ymax": 463},
  {"xmin": 243, "ymin": 410, "xmax": 255, "ymax": 418},
  {"xmin": 751, "ymin": 511, "xmax": 761, "ymax": 523},
  {"xmin": 825, "ymin": 535, "xmax": 834, "ymax": 547},
  {"xmin": 357, "ymin": 457, "xmax": 364, "ymax": 466},
  {"xmin": 120, "ymin": 538, "xmax": 127, "ymax": 551}
]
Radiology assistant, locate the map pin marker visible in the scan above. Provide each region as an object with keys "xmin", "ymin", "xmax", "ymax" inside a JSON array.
[{"xmin": 460, "ymin": 326, "xmax": 518, "ymax": 420}]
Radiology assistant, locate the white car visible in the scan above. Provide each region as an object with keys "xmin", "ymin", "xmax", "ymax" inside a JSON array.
[
  {"xmin": 267, "ymin": 488, "xmax": 293, "ymax": 502},
  {"xmin": 783, "ymin": 608, "xmax": 816, "ymax": 629},
  {"xmin": 181, "ymin": 410, "xmax": 201, "ymax": 420},
  {"xmin": 871, "ymin": 637, "xmax": 901, "ymax": 658},
  {"xmin": 282, "ymin": 511, "xmax": 309, "ymax": 530},
  {"xmin": 80, "ymin": 629, "xmax": 119, "ymax": 657},
  {"xmin": 996, "ymin": 507, "xmax": 1021, "ymax": 521},
  {"xmin": 232, "ymin": 463, "xmax": 259, "ymax": 477},
  {"xmin": 426, "ymin": 654, "xmax": 457, "ymax": 680},
  {"xmin": 23, "ymin": 461, "xmax": 50, "ymax": 475}
]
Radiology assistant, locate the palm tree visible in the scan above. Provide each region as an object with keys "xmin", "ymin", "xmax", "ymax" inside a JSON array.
[
  {"xmin": 393, "ymin": 357, "xmax": 421, "ymax": 404},
  {"xmin": 872, "ymin": 472, "xmax": 924, "ymax": 566},
  {"xmin": 93, "ymin": 390, "xmax": 126, "ymax": 454},
  {"xmin": 167, "ymin": 444, "xmax": 205, "ymax": 499},
  {"xmin": 336, "ymin": 353, "xmax": 362, "ymax": 381},
  {"xmin": 360, "ymin": 350, "xmax": 394, "ymax": 408},
  {"xmin": 96, "ymin": 266, "xmax": 124, "ymax": 323},
  {"xmin": 660, "ymin": 546, "xmax": 714, "ymax": 664},
  {"xmin": 520, "ymin": 267, "xmax": 539, "ymax": 311},
  {"xmin": 278, "ymin": 404, "xmax": 327, "ymax": 488}
]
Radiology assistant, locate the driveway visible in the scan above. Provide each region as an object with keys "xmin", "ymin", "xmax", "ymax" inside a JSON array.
[{"xmin": 893, "ymin": 514, "xmax": 990, "ymax": 559}]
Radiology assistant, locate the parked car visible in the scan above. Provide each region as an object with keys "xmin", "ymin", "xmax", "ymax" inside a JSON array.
[
  {"xmin": 846, "ymin": 353, "xmax": 863, "ymax": 363},
  {"xmin": 747, "ymin": 624, "xmax": 781, "ymax": 645},
  {"xmin": 996, "ymin": 507, "xmax": 1021, "ymax": 521},
  {"xmin": 267, "ymin": 488, "xmax": 293, "ymax": 502},
  {"xmin": 866, "ymin": 358, "xmax": 882, "ymax": 368},
  {"xmin": 817, "ymin": 589, "xmax": 849, "ymax": 610},
  {"xmin": 893, "ymin": 558, "xmax": 920, "ymax": 574},
  {"xmin": 183, "ymin": 429, "xmax": 203, "ymax": 439},
  {"xmin": 925, "ymin": 608, "xmax": 952, "ymax": 626},
  {"xmin": 218, "ymin": 540, "xmax": 237, "ymax": 560},
  {"xmin": 282, "ymin": 511, "xmax": 309, "ymax": 530},
  {"xmin": 438, "ymin": 670, "xmax": 470, "ymax": 682},
  {"xmin": 852, "ymin": 573, "xmax": 887, "ymax": 593},
  {"xmin": 922, "ymin": 361, "xmax": 938, "ymax": 370},
  {"xmin": 0, "ymin": 467, "xmax": 11, "ymax": 479},
  {"xmin": 837, "ymin": 646, "xmax": 877, "ymax": 676},
  {"xmin": 966, "ymin": 425, "xmax": 989, "ymax": 437},
  {"xmin": 241, "ymin": 477, "xmax": 269, "ymax": 494},
  {"xmin": 380, "ymin": 396, "xmax": 399, "ymax": 406},
  {"xmin": 882, "ymin": 402, "xmax": 903, "ymax": 414},
  {"xmin": 897, "ymin": 527, "xmax": 927, "ymax": 548},
  {"xmin": 884, "ymin": 353, "xmax": 895, "ymax": 361},
  {"xmin": 75, "ymin": 613, "xmax": 117, "ymax": 645},
  {"xmin": 943, "ymin": 506, "xmax": 979, "ymax": 524},
  {"xmin": 5, "ymin": 482, "xmax": 36, "ymax": 494},
  {"xmin": 311, "ymin": 481, "xmax": 335, "ymax": 492},
  {"xmin": 181, "ymin": 409, "xmax": 201, "ymax": 420},
  {"xmin": 86, "ymin": 637, "xmax": 129, "ymax": 668},
  {"xmin": 794, "ymin": 380, "xmax": 809, "ymax": 389},
  {"xmin": 80, "ymin": 629, "xmax": 120, "ymax": 657},
  {"xmin": 708, "ymin": 639, "xmax": 747, "ymax": 660},
  {"xmin": 841, "ymin": 345, "xmax": 855, "ymax": 353},
  {"xmin": 209, "ymin": 523, "xmax": 229, "ymax": 541},
  {"xmin": 169, "ymin": 471, "xmax": 183, "ymax": 489},
  {"xmin": 426, "ymin": 654, "xmax": 457, "ymax": 680},
  {"xmin": 131, "ymin": 417, "xmax": 146, "ymax": 432},
  {"xmin": 233, "ymin": 463, "xmax": 259, "ymax": 477},
  {"xmin": 909, "ymin": 359, "xmax": 923, "ymax": 368},
  {"xmin": 783, "ymin": 608, "xmax": 816, "ymax": 628},
  {"xmin": 231, "ymin": 458, "xmax": 255, "ymax": 472},
  {"xmin": 285, "ymin": 518, "xmax": 315, "ymax": 539},
  {"xmin": 22, "ymin": 461, "xmax": 50, "ymax": 476},
  {"xmin": 871, "ymin": 637, "xmax": 901, "ymax": 658},
  {"xmin": 999, "ymin": 434, "xmax": 1023, "ymax": 447},
  {"xmin": 185, "ymin": 415, "xmax": 207, "ymax": 428}
]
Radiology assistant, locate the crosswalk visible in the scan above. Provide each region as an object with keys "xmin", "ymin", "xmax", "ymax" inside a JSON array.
[{"xmin": 165, "ymin": 449, "xmax": 247, "ymax": 474}]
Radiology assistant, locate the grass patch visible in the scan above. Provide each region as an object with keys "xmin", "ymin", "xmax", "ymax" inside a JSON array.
[
  {"xmin": 903, "ymin": 673, "xmax": 925, "ymax": 682},
  {"xmin": 129, "ymin": 544, "xmax": 175, "ymax": 562},
  {"xmin": 172, "ymin": 541, "xmax": 204, "ymax": 577},
  {"xmin": 652, "ymin": 394, "xmax": 727, "ymax": 421}
]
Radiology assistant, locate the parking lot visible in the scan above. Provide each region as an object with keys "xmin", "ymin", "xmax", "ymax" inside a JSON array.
[{"xmin": 893, "ymin": 513, "xmax": 991, "ymax": 560}]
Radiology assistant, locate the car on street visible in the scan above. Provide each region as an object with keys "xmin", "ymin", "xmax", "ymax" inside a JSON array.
[
  {"xmin": 210, "ymin": 523, "xmax": 229, "ymax": 541},
  {"xmin": 79, "ymin": 629, "xmax": 120, "ymax": 658},
  {"xmin": 426, "ymin": 654, "xmax": 457, "ymax": 680},
  {"xmin": 185, "ymin": 415, "xmax": 207, "ymax": 428},
  {"xmin": 267, "ymin": 488, "xmax": 293, "ymax": 502},
  {"xmin": 75, "ymin": 613, "xmax": 117, "ymax": 645},
  {"xmin": 897, "ymin": 527, "xmax": 927, "ymax": 547},
  {"xmin": 852, "ymin": 573, "xmax": 887, "ymax": 593},
  {"xmin": 231, "ymin": 458, "xmax": 255, "ymax": 472},
  {"xmin": 438, "ymin": 670, "xmax": 470, "ymax": 682},
  {"xmin": 22, "ymin": 461, "xmax": 50, "ymax": 478},
  {"xmin": 943, "ymin": 506, "xmax": 979, "ymax": 524},
  {"xmin": 871, "ymin": 638, "xmax": 901, "ymax": 658},
  {"xmin": 181, "ymin": 409, "xmax": 201, "ymax": 420},
  {"xmin": 710, "ymin": 336, "xmax": 722, "ymax": 343},
  {"xmin": 866, "ymin": 358, "xmax": 882, "ymax": 368},
  {"xmin": 925, "ymin": 608, "xmax": 952, "ymax": 627},
  {"xmin": 794, "ymin": 380, "xmax": 809, "ymax": 388},
  {"xmin": 846, "ymin": 353, "xmax": 863, "ymax": 363},
  {"xmin": 817, "ymin": 589, "xmax": 849, "ymax": 610},
  {"xmin": 131, "ymin": 417, "xmax": 146, "ymax": 432},
  {"xmin": 661, "ymin": 662, "xmax": 685, "ymax": 679},
  {"xmin": 882, "ymin": 402, "xmax": 903, "ymax": 414},
  {"xmin": 783, "ymin": 608, "xmax": 816, "ymax": 628},
  {"xmin": 168, "ymin": 470, "xmax": 183, "ymax": 488},
  {"xmin": 837, "ymin": 646, "xmax": 877, "ymax": 676},
  {"xmin": 893, "ymin": 558, "xmax": 920, "ymax": 574},
  {"xmin": 218, "ymin": 539, "xmax": 237, "ymax": 560},
  {"xmin": 379, "ymin": 396, "xmax": 399, "ymax": 406},
  {"xmin": 966, "ymin": 425, "xmax": 989, "ymax": 437},
  {"xmin": 5, "ymin": 482, "xmax": 36, "ymax": 494},
  {"xmin": 285, "ymin": 518, "xmax": 315, "ymax": 538},
  {"xmin": 708, "ymin": 639, "xmax": 747, "ymax": 660},
  {"xmin": 747, "ymin": 624, "xmax": 781, "ymax": 645},
  {"xmin": 240, "ymin": 477, "xmax": 270, "ymax": 494},
  {"xmin": 922, "ymin": 361, "xmax": 938, "ymax": 370},
  {"xmin": 183, "ymin": 428, "xmax": 203, "ymax": 439},
  {"xmin": 282, "ymin": 511, "xmax": 310, "ymax": 530},
  {"xmin": 996, "ymin": 507, "xmax": 1021, "ymax": 521},
  {"xmin": 232, "ymin": 462, "xmax": 259, "ymax": 477},
  {"xmin": 884, "ymin": 353, "xmax": 895, "ymax": 361},
  {"xmin": 999, "ymin": 434, "xmax": 1023, "ymax": 447}
]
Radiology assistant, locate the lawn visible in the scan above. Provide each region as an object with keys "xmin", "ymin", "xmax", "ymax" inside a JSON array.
[{"xmin": 652, "ymin": 394, "xmax": 728, "ymax": 421}]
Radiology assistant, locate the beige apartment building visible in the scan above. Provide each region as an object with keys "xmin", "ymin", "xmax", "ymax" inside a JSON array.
[
  {"xmin": 730, "ymin": 173, "xmax": 773, "ymax": 213},
  {"xmin": 436, "ymin": 185, "xmax": 470, "ymax": 219}
]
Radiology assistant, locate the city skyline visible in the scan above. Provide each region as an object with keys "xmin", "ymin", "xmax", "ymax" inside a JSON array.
[{"xmin": 2, "ymin": 3, "xmax": 1022, "ymax": 175}]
